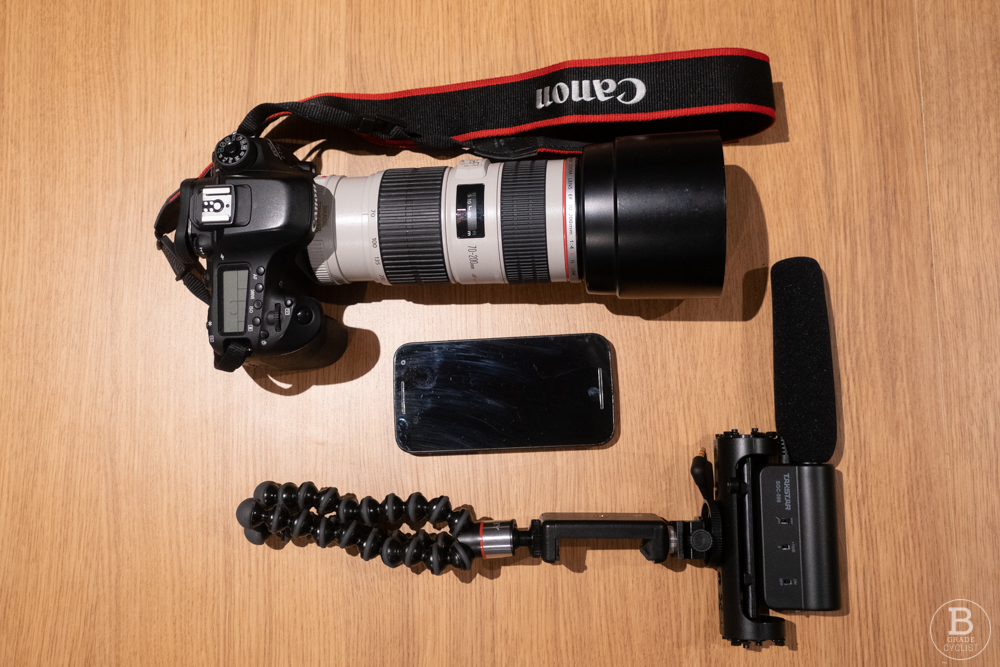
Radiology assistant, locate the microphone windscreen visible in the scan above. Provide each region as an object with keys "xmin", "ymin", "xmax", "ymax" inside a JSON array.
[{"xmin": 771, "ymin": 257, "xmax": 837, "ymax": 463}]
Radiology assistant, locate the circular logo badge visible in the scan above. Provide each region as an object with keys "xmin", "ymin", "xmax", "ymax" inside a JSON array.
[{"xmin": 929, "ymin": 599, "xmax": 992, "ymax": 660}]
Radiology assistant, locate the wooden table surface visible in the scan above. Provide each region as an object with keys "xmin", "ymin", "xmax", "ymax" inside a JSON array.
[{"xmin": 2, "ymin": 1, "xmax": 997, "ymax": 665}]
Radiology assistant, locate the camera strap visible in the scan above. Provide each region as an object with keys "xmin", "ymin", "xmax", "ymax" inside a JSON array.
[
  {"xmin": 155, "ymin": 47, "xmax": 775, "ymax": 360},
  {"xmin": 236, "ymin": 47, "xmax": 775, "ymax": 159}
]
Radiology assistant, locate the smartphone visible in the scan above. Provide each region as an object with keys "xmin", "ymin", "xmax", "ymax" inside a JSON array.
[{"xmin": 393, "ymin": 334, "xmax": 615, "ymax": 454}]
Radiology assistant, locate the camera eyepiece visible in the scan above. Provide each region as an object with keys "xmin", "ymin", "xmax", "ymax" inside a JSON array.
[{"xmin": 306, "ymin": 131, "xmax": 726, "ymax": 299}]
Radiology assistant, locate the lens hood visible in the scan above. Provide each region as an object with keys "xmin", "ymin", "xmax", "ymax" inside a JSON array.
[{"xmin": 579, "ymin": 131, "xmax": 727, "ymax": 298}]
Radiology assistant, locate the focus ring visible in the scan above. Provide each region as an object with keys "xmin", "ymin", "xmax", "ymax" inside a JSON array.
[
  {"xmin": 500, "ymin": 161, "xmax": 550, "ymax": 284},
  {"xmin": 378, "ymin": 168, "xmax": 449, "ymax": 284}
]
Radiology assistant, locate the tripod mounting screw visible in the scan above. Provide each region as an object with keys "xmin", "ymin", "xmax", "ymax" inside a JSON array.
[{"xmin": 690, "ymin": 529, "xmax": 713, "ymax": 552}]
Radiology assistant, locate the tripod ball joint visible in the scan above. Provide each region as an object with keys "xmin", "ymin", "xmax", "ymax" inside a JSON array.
[{"xmin": 253, "ymin": 480, "xmax": 342, "ymax": 514}]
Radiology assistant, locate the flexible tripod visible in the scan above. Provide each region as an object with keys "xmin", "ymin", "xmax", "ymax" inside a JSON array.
[
  {"xmin": 238, "ymin": 447, "xmax": 717, "ymax": 573},
  {"xmin": 238, "ymin": 429, "xmax": 839, "ymax": 648}
]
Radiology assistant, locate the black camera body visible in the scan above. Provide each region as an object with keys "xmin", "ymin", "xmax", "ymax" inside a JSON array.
[{"xmin": 172, "ymin": 136, "xmax": 348, "ymax": 371}]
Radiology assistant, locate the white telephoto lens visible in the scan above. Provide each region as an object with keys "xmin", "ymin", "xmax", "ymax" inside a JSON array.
[{"xmin": 307, "ymin": 158, "xmax": 579, "ymax": 287}]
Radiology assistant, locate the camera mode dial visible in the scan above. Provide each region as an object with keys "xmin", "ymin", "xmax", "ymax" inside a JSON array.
[{"xmin": 214, "ymin": 134, "xmax": 256, "ymax": 173}]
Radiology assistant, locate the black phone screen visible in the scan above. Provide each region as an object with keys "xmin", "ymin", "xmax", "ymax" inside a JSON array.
[{"xmin": 393, "ymin": 334, "xmax": 615, "ymax": 454}]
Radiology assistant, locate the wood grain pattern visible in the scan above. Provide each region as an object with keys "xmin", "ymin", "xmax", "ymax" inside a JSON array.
[{"xmin": 0, "ymin": 0, "xmax": 996, "ymax": 664}]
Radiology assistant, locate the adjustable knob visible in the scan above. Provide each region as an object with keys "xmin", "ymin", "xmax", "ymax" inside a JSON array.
[
  {"xmin": 265, "ymin": 304, "xmax": 283, "ymax": 331},
  {"xmin": 214, "ymin": 134, "xmax": 256, "ymax": 173},
  {"xmin": 690, "ymin": 449, "xmax": 715, "ymax": 501},
  {"xmin": 194, "ymin": 233, "xmax": 213, "ymax": 257},
  {"xmin": 690, "ymin": 529, "xmax": 713, "ymax": 552}
]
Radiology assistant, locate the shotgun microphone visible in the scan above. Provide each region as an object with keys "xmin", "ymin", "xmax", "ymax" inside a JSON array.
[{"xmin": 771, "ymin": 257, "xmax": 838, "ymax": 463}]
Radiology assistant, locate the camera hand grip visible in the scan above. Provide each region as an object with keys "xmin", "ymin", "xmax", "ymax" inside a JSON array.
[{"xmin": 250, "ymin": 313, "xmax": 347, "ymax": 371}]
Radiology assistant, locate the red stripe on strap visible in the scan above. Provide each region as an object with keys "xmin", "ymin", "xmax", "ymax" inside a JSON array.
[{"xmin": 451, "ymin": 103, "xmax": 775, "ymax": 142}]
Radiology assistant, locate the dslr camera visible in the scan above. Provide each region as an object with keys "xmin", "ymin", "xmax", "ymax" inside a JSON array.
[{"xmin": 169, "ymin": 131, "xmax": 726, "ymax": 371}]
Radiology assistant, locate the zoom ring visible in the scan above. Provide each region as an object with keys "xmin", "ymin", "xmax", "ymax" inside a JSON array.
[
  {"xmin": 500, "ymin": 160, "xmax": 550, "ymax": 284},
  {"xmin": 377, "ymin": 167, "xmax": 450, "ymax": 284}
]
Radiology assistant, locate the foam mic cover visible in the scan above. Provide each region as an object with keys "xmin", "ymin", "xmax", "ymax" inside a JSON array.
[{"xmin": 771, "ymin": 257, "xmax": 837, "ymax": 463}]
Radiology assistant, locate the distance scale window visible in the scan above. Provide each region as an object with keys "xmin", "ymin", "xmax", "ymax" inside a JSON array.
[
  {"xmin": 219, "ymin": 266, "xmax": 251, "ymax": 334},
  {"xmin": 456, "ymin": 184, "xmax": 485, "ymax": 239}
]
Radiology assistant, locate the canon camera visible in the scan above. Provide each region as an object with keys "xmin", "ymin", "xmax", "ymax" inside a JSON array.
[{"xmin": 168, "ymin": 131, "xmax": 727, "ymax": 371}]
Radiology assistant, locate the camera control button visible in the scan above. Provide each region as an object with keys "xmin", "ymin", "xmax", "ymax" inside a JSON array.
[
  {"xmin": 295, "ymin": 308, "xmax": 313, "ymax": 325},
  {"xmin": 254, "ymin": 283, "xmax": 263, "ymax": 293},
  {"xmin": 256, "ymin": 266, "xmax": 265, "ymax": 275},
  {"xmin": 455, "ymin": 158, "xmax": 489, "ymax": 180},
  {"xmin": 259, "ymin": 330, "xmax": 269, "ymax": 340},
  {"xmin": 194, "ymin": 233, "xmax": 214, "ymax": 257},
  {"xmin": 251, "ymin": 317, "xmax": 261, "ymax": 326},
  {"xmin": 215, "ymin": 134, "xmax": 256, "ymax": 173},
  {"xmin": 284, "ymin": 298, "xmax": 293, "ymax": 307},
  {"xmin": 253, "ymin": 300, "xmax": 262, "ymax": 309}
]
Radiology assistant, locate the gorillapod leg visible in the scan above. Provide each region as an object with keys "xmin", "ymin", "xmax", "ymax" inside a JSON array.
[{"xmin": 237, "ymin": 482, "xmax": 482, "ymax": 574}]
